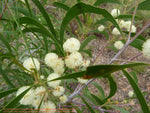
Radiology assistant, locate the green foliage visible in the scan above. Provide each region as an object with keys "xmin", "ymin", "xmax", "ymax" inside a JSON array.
[
  {"xmin": 138, "ymin": 0, "xmax": 150, "ymax": 11},
  {"xmin": 60, "ymin": 2, "xmax": 122, "ymax": 44},
  {"xmin": 0, "ymin": 87, "xmax": 19, "ymax": 99},
  {"xmin": 0, "ymin": 87, "xmax": 31, "ymax": 112},
  {"xmin": 122, "ymin": 70, "xmax": 150, "ymax": 113},
  {"xmin": 0, "ymin": 0, "xmax": 150, "ymax": 112},
  {"xmin": 94, "ymin": 0, "xmax": 121, "ymax": 6}
]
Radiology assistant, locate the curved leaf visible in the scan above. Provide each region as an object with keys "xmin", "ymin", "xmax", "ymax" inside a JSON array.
[
  {"xmin": 53, "ymin": 2, "xmax": 83, "ymax": 29},
  {"xmin": 51, "ymin": 63, "xmax": 148, "ymax": 81},
  {"xmin": 130, "ymin": 71, "xmax": 138, "ymax": 84},
  {"xmin": 25, "ymin": 0, "xmax": 33, "ymax": 17},
  {"xmin": 138, "ymin": 0, "xmax": 150, "ymax": 11},
  {"xmin": 50, "ymin": 71, "xmax": 85, "ymax": 81},
  {"xmin": 122, "ymin": 70, "xmax": 150, "ymax": 113},
  {"xmin": 83, "ymin": 63, "xmax": 148, "ymax": 79},
  {"xmin": 53, "ymin": 2, "xmax": 69, "ymax": 10},
  {"xmin": 91, "ymin": 94, "xmax": 104, "ymax": 105},
  {"xmin": 60, "ymin": 2, "xmax": 122, "ymax": 45},
  {"xmin": 81, "ymin": 49, "xmax": 92, "ymax": 57},
  {"xmin": 1, "ymin": 87, "xmax": 31, "ymax": 112},
  {"xmin": 15, "ymin": 17, "xmax": 52, "ymax": 35},
  {"xmin": 81, "ymin": 97, "xmax": 96, "ymax": 113},
  {"xmin": 111, "ymin": 106, "xmax": 130, "ymax": 113},
  {"xmin": 0, "ymin": 87, "xmax": 19, "ymax": 99},
  {"xmin": 0, "ymin": 68, "xmax": 15, "ymax": 88},
  {"xmin": 31, "ymin": 0, "xmax": 57, "ymax": 38},
  {"xmin": 103, "ymin": 76, "xmax": 117, "ymax": 102},
  {"xmin": 117, "ymin": 15, "xmax": 139, "ymax": 19},
  {"xmin": 92, "ymin": 82, "xmax": 105, "ymax": 99},
  {"xmin": 0, "ymin": 33, "xmax": 12, "ymax": 53},
  {"xmin": 79, "ymin": 35, "xmax": 97, "ymax": 51},
  {"xmin": 94, "ymin": 0, "xmax": 121, "ymax": 6}
]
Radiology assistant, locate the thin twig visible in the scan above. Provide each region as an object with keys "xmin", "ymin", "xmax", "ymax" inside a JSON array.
[
  {"xmin": 127, "ymin": 0, "xmax": 139, "ymax": 42},
  {"xmin": 110, "ymin": 19, "xmax": 150, "ymax": 64},
  {"xmin": 68, "ymin": 79, "xmax": 95, "ymax": 101},
  {"xmin": 0, "ymin": 0, "xmax": 8, "ymax": 20},
  {"xmin": 121, "ymin": 52, "xmax": 143, "ymax": 65}
]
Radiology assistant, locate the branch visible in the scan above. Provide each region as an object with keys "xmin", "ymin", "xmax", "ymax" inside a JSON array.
[
  {"xmin": 0, "ymin": 0, "xmax": 8, "ymax": 20},
  {"xmin": 110, "ymin": 19, "xmax": 150, "ymax": 64}
]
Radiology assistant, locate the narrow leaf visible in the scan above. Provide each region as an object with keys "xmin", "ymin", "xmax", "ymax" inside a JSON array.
[
  {"xmin": 81, "ymin": 97, "xmax": 95, "ymax": 113},
  {"xmin": 94, "ymin": 0, "xmax": 121, "ymax": 6},
  {"xmin": 0, "ymin": 87, "xmax": 19, "ymax": 99},
  {"xmin": 50, "ymin": 71, "xmax": 85, "ymax": 81},
  {"xmin": 1, "ymin": 87, "xmax": 31, "ymax": 112},
  {"xmin": 25, "ymin": 0, "xmax": 33, "ymax": 17},
  {"xmin": 60, "ymin": 2, "xmax": 122, "ymax": 44},
  {"xmin": 53, "ymin": 2, "xmax": 83, "ymax": 28},
  {"xmin": 138, "ymin": 0, "xmax": 150, "ymax": 11},
  {"xmin": 51, "ymin": 63, "xmax": 148, "ymax": 81},
  {"xmin": 53, "ymin": 2, "xmax": 69, "ymax": 10},
  {"xmin": 81, "ymin": 49, "xmax": 92, "ymax": 57},
  {"xmin": 91, "ymin": 94, "xmax": 104, "ymax": 105},
  {"xmin": 117, "ymin": 15, "xmax": 139, "ymax": 19},
  {"xmin": 31, "ymin": 0, "xmax": 57, "ymax": 38},
  {"xmin": 83, "ymin": 63, "xmax": 148, "ymax": 79},
  {"xmin": 0, "ymin": 68, "xmax": 15, "ymax": 88},
  {"xmin": 103, "ymin": 76, "xmax": 117, "ymax": 101},
  {"xmin": 0, "ymin": 33, "xmax": 12, "ymax": 53},
  {"xmin": 130, "ymin": 71, "xmax": 138, "ymax": 84},
  {"xmin": 111, "ymin": 106, "xmax": 130, "ymax": 113},
  {"xmin": 79, "ymin": 35, "xmax": 97, "ymax": 51},
  {"xmin": 92, "ymin": 82, "xmax": 105, "ymax": 99},
  {"xmin": 122, "ymin": 70, "xmax": 150, "ymax": 113}
]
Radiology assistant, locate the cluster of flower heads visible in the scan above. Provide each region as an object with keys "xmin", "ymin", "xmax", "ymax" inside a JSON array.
[
  {"xmin": 18, "ymin": 37, "xmax": 91, "ymax": 112},
  {"xmin": 16, "ymin": 86, "xmax": 56, "ymax": 112},
  {"xmin": 98, "ymin": 9, "xmax": 137, "ymax": 34},
  {"xmin": 111, "ymin": 9, "xmax": 137, "ymax": 35},
  {"xmin": 44, "ymin": 37, "xmax": 90, "ymax": 84},
  {"xmin": 97, "ymin": 9, "xmax": 137, "ymax": 50}
]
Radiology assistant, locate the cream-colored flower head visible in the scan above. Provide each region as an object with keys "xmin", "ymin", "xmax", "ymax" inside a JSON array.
[
  {"xmin": 51, "ymin": 58, "xmax": 65, "ymax": 74},
  {"xmin": 32, "ymin": 86, "xmax": 47, "ymax": 108},
  {"xmin": 98, "ymin": 25, "xmax": 105, "ymax": 32},
  {"xmin": 112, "ymin": 27, "xmax": 120, "ymax": 35},
  {"xmin": 23, "ymin": 57, "xmax": 40, "ymax": 73},
  {"xmin": 77, "ymin": 78, "xmax": 88, "ymax": 84},
  {"xmin": 128, "ymin": 91, "xmax": 134, "ymax": 97},
  {"xmin": 111, "ymin": 9, "xmax": 120, "ymax": 18},
  {"xmin": 34, "ymin": 86, "xmax": 46, "ymax": 98},
  {"xmin": 142, "ymin": 39, "xmax": 150, "ymax": 59},
  {"xmin": 127, "ymin": 25, "xmax": 136, "ymax": 33},
  {"xmin": 44, "ymin": 53, "xmax": 58, "ymax": 67},
  {"xmin": 32, "ymin": 97, "xmax": 43, "ymax": 108},
  {"xmin": 16, "ymin": 86, "xmax": 35, "ymax": 105},
  {"xmin": 53, "ymin": 66, "xmax": 65, "ymax": 75},
  {"xmin": 40, "ymin": 75, "xmax": 45, "ymax": 79},
  {"xmin": 124, "ymin": 21, "xmax": 132, "ymax": 29},
  {"xmin": 40, "ymin": 101, "xmax": 56, "ymax": 113},
  {"xmin": 65, "ymin": 52, "xmax": 83, "ymax": 69},
  {"xmin": 52, "ymin": 86, "xmax": 65, "ymax": 97},
  {"xmin": 63, "ymin": 37, "xmax": 80, "ymax": 53},
  {"xmin": 81, "ymin": 60, "xmax": 90, "ymax": 68},
  {"xmin": 114, "ymin": 41, "xmax": 124, "ymax": 50},
  {"xmin": 59, "ymin": 95, "xmax": 68, "ymax": 103},
  {"xmin": 47, "ymin": 73, "xmax": 61, "ymax": 88},
  {"xmin": 119, "ymin": 20, "xmax": 126, "ymax": 28}
]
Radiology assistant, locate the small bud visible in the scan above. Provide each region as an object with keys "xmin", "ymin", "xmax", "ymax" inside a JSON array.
[{"xmin": 128, "ymin": 91, "xmax": 134, "ymax": 97}]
